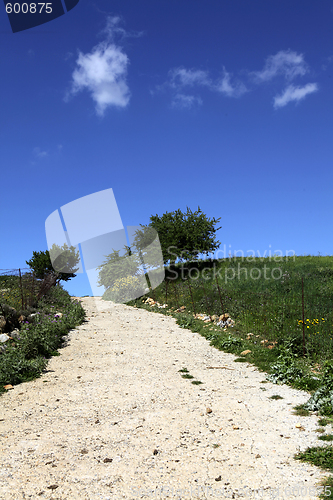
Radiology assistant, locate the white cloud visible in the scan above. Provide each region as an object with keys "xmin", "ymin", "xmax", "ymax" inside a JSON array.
[
  {"xmin": 273, "ymin": 83, "xmax": 318, "ymax": 108},
  {"xmin": 215, "ymin": 68, "xmax": 248, "ymax": 97},
  {"xmin": 322, "ymin": 55, "xmax": 333, "ymax": 71},
  {"xmin": 66, "ymin": 17, "xmax": 130, "ymax": 116},
  {"xmin": 101, "ymin": 15, "xmax": 127, "ymax": 41},
  {"xmin": 100, "ymin": 15, "xmax": 144, "ymax": 42},
  {"xmin": 251, "ymin": 49, "xmax": 308, "ymax": 83},
  {"xmin": 64, "ymin": 51, "xmax": 74, "ymax": 61},
  {"xmin": 33, "ymin": 147, "xmax": 48, "ymax": 158},
  {"xmin": 171, "ymin": 93, "xmax": 203, "ymax": 109},
  {"xmin": 169, "ymin": 67, "xmax": 211, "ymax": 88},
  {"xmin": 156, "ymin": 49, "xmax": 316, "ymax": 110},
  {"xmin": 159, "ymin": 66, "xmax": 247, "ymax": 108}
]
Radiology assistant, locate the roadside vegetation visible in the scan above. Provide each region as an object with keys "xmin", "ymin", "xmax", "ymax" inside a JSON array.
[
  {"xmin": 0, "ymin": 275, "xmax": 86, "ymax": 397},
  {"xmin": 121, "ymin": 254, "xmax": 333, "ymax": 497}
]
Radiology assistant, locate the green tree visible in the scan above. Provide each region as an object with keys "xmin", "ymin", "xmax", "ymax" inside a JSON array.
[
  {"xmin": 140, "ymin": 207, "xmax": 222, "ymax": 266},
  {"xmin": 96, "ymin": 246, "xmax": 142, "ymax": 291},
  {"xmin": 26, "ymin": 244, "xmax": 80, "ymax": 285},
  {"xmin": 131, "ymin": 225, "xmax": 163, "ymax": 270}
]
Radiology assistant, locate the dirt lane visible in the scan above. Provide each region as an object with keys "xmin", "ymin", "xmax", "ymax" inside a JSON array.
[{"xmin": 0, "ymin": 297, "xmax": 330, "ymax": 499}]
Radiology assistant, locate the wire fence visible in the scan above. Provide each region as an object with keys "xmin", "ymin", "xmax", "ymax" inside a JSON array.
[
  {"xmin": 1, "ymin": 266, "xmax": 332, "ymax": 358},
  {"xmin": 154, "ymin": 274, "xmax": 333, "ymax": 359},
  {"xmin": 0, "ymin": 268, "xmax": 57, "ymax": 310}
]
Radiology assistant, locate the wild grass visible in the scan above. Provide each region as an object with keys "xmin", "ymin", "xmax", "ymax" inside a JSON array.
[{"xmin": 0, "ymin": 281, "xmax": 86, "ymax": 396}]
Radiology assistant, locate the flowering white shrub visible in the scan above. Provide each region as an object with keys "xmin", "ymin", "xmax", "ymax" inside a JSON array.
[{"xmin": 105, "ymin": 276, "xmax": 144, "ymax": 303}]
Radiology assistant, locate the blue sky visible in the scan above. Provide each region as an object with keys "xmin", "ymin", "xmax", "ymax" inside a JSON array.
[{"xmin": 1, "ymin": 0, "xmax": 333, "ymax": 297}]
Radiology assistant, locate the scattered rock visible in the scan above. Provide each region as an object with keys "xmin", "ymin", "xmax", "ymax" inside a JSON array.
[
  {"xmin": 3, "ymin": 384, "xmax": 13, "ymax": 390},
  {"xmin": 145, "ymin": 297, "xmax": 167, "ymax": 309},
  {"xmin": 241, "ymin": 350, "xmax": 251, "ymax": 356},
  {"xmin": 260, "ymin": 339, "xmax": 277, "ymax": 349},
  {"xmin": 193, "ymin": 312, "xmax": 235, "ymax": 328},
  {"xmin": 194, "ymin": 313, "xmax": 210, "ymax": 321},
  {"xmin": 206, "ymin": 407, "xmax": 212, "ymax": 414},
  {"xmin": 0, "ymin": 333, "xmax": 10, "ymax": 343},
  {"xmin": 103, "ymin": 458, "xmax": 113, "ymax": 463},
  {"xmin": 47, "ymin": 484, "xmax": 59, "ymax": 490},
  {"xmin": 215, "ymin": 475, "xmax": 222, "ymax": 481},
  {"xmin": 10, "ymin": 329, "xmax": 21, "ymax": 340},
  {"xmin": 153, "ymin": 449, "xmax": 158, "ymax": 455}
]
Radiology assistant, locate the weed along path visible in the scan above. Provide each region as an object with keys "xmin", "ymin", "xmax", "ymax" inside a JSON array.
[{"xmin": 0, "ymin": 297, "xmax": 331, "ymax": 499}]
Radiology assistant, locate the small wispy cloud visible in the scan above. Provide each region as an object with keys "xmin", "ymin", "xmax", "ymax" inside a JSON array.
[
  {"xmin": 215, "ymin": 68, "xmax": 248, "ymax": 97},
  {"xmin": 273, "ymin": 83, "xmax": 318, "ymax": 108},
  {"xmin": 65, "ymin": 16, "xmax": 131, "ymax": 116},
  {"xmin": 64, "ymin": 51, "xmax": 74, "ymax": 61},
  {"xmin": 250, "ymin": 49, "xmax": 308, "ymax": 83},
  {"xmin": 169, "ymin": 68, "xmax": 211, "ymax": 88},
  {"xmin": 322, "ymin": 54, "xmax": 333, "ymax": 71},
  {"xmin": 171, "ymin": 93, "xmax": 203, "ymax": 109},
  {"xmin": 159, "ymin": 49, "xmax": 318, "ymax": 109},
  {"xmin": 158, "ymin": 66, "xmax": 247, "ymax": 108},
  {"xmin": 33, "ymin": 147, "xmax": 48, "ymax": 158},
  {"xmin": 100, "ymin": 15, "xmax": 144, "ymax": 42}
]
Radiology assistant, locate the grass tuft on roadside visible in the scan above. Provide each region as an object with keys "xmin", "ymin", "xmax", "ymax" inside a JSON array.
[{"xmin": 0, "ymin": 284, "xmax": 86, "ymax": 396}]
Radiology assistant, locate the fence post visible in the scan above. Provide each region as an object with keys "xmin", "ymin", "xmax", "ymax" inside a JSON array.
[
  {"xmin": 263, "ymin": 296, "xmax": 266, "ymax": 336},
  {"xmin": 302, "ymin": 277, "xmax": 305, "ymax": 357},
  {"xmin": 18, "ymin": 268, "xmax": 24, "ymax": 310},
  {"xmin": 31, "ymin": 271, "xmax": 35, "ymax": 307},
  {"xmin": 187, "ymin": 279, "xmax": 196, "ymax": 316},
  {"xmin": 215, "ymin": 275, "xmax": 225, "ymax": 315},
  {"xmin": 173, "ymin": 280, "xmax": 180, "ymax": 310},
  {"xmin": 151, "ymin": 284, "xmax": 156, "ymax": 302},
  {"xmin": 201, "ymin": 279, "xmax": 212, "ymax": 321}
]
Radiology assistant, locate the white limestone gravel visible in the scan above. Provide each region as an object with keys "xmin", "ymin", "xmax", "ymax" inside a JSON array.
[{"xmin": 0, "ymin": 296, "xmax": 332, "ymax": 500}]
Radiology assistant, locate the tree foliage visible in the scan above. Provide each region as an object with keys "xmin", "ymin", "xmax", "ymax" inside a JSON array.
[
  {"xmin": 26, "ymin": 244, "xmax": 80, "ymax": 285},
  {"xmin": 142, "ymin": 206, "xmax": 222, "ymax": 265},
  {"xmin": 96, "ymin": 246, "xmax": 142, "ymax": 291}
]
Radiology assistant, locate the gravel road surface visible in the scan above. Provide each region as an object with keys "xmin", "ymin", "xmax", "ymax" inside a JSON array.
[{"xmin": 0, "ymin": 296, "xmax": 330, "ymax": 499}]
